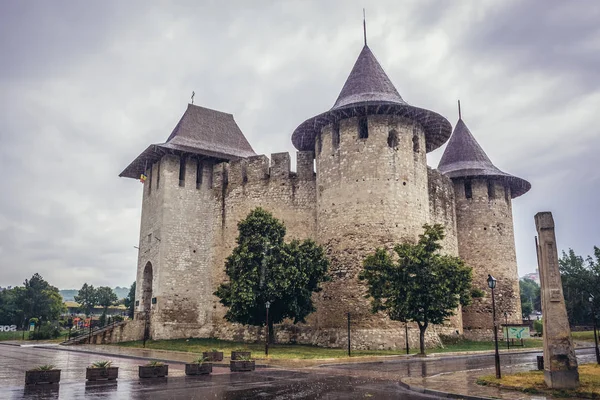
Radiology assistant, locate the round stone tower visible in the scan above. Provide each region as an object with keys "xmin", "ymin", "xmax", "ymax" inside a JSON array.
[
  {"xmin": 291, "ymin": 44, "xmax": 454, "ymax": 347},
  {"xmin": 438, "ymin": 114, "xmax": 531, "ymax": 339}
]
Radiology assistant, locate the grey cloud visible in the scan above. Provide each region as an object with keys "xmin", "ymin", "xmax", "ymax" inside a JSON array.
[{"xmin": 1, "ymin": 0, "xmax": 598, "ymax": 289}]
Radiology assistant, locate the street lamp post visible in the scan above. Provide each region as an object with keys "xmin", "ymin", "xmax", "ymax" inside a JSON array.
[
  {"xmin": 487, "ymin": 274, "xmax": 501, "ymax": 379},
  {"xmin": 589, "ymin": 296, "xmax": 600, "ymax": 364},
  {"xmin": 265, "ymin": 301, "xmax": 271, "ymax": 356}
]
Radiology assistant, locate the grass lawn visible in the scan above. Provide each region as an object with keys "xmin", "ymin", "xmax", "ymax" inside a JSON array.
[
  {"xmin": 0, "ymin": 331, "xmax": 30, "ymax": 341},
  {"xmin": 116, "ymin": 337, "xmax": 543, "ymax": 359},
  {"xmin": 573, "ymin": 331, "xmax": 597, "ymax": 342},
  {"xmin": 478, "ymin": 363, "xmax": 600, "ymax": 398}
]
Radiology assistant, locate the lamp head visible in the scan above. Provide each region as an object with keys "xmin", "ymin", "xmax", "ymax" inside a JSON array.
[
  {"xmin": 265, "ymin": 301, "xmax": 271, "ymax": 309},
  {"xmin": 487, "ymin": 274, "xmax": 497, "ymax": 289}
]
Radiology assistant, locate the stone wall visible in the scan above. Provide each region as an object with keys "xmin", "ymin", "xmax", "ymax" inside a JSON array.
[
  {"xmin": 454, "ymin": 177, "xmax": 523, "ymax": 339},
  {"xmin": 427, "ymin": 167, "xmax": 463, "ymax": 333},
  {"xmin": 210, "ymin": 151, "xmax": 318, "ymax": 339}
]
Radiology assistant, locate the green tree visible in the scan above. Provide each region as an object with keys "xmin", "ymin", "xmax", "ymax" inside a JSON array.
[
  {"xmin": 22, "ymin": 274, "xmax": 65, "ymax": 324},
  {"xmin": 123, "ymin": 282, "xmax": 136, "ymax": 318},
  {"xmin": 75, "ymin": 283, "xmax": 97, "ymax": 317},
  {"xmin": 559, "ymin": 248, "xmax": 600, "ymax": 326},
  {"xmin": 96, "ymin": 286, "xmax": 118, "ymax": 325},
  {"xmin": 214, "ymin": 208, "xmax": 330, "ymax": 343},
  {"xmin": 0, "ymin": 275, "xmax": 64, "ymax": 328},
  {"xmin": 519, "ymin": 278, "xmax": 541, "ymax": 319},
  {"xmin": 359, "ymin": 224, "xmax": 477, "ymax": 355},
  {"xmin": 0, "ymin": 287, "xmax": 26, "ymax": 326}
]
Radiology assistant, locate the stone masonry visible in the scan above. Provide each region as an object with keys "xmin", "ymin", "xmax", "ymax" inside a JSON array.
[{"xmin": 118, "ymin": 41, "xmax": 530, "ymax": 348}]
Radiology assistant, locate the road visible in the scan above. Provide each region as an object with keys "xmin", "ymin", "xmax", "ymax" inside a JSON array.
[
  {"xmin": 0, "ymin": 344, "xmax": 595, "ymax": 399},
  {"xmin": 0, "ymin": 344, "xmax": 437, "ymax": 399}
]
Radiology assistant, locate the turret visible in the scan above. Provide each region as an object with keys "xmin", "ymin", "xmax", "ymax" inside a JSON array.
[
  {"xmin": 119, "ymin": 104, "xmax": 255, "ymax": 340},
  {"xmin": 438, "ymin": 109, "xmax": 531, "ymax": 339},
  {"xmin": 291, "ymin": 44, "xmax": 456, "ymax": 347}
]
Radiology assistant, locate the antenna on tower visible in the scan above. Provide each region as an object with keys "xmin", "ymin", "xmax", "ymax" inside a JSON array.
[
  {"xmin": 458, "ymin": 99, "xmax": 462, "ymax": 120},
  {"xmin": 191, "ymin": 91, "xmax": 195, "ymax": 105},
  {"xmin": 363, "ymin": 9, "xmax": 367, "ymax": 46}
]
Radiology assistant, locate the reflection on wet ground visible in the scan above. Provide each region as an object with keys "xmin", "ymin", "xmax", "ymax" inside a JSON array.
[{"xmin": 0, "ymin": 345, "xmax": 436, "ymax": 399}]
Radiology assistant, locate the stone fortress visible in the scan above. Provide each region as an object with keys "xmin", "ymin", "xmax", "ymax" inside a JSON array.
[{"xmin": 119, "ymin": 39, "xmax": 531, "ymax": 348}]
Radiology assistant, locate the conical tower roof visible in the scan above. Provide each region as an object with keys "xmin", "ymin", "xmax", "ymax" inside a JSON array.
[
  {"xmin": 120, "ymin": 104, "xmax": 256, "ymax": 179},
  {"xmin": 438, "ymin": 118, "xmax": 531, "ymax": 198},
  {"xmin": 292, "ymin": 45, "xmax": 451, "ymax": 152}
]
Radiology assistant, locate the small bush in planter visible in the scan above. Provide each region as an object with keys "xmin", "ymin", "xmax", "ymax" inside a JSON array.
[
  {"xmin": 86, "ymin": 360, "xmax": 118, "ymax": 381},
  {"xmin": 230, "ymin": 354, "xmax": 255, "ymax": 372},
  {"xmin": 202, "ymin": 348, "xmax": 224, "ymax": 362},
  {"xmin": 185, "ymin": 356, "xmax": 212, "ymax": 376},
  {"xmin": 25, "ymin": 364, "xmax": 61, "ymax": 385},
  {"xmin": 139, "ymin": 360, "xmax": 168, "ymax": 378},
  {"xmin": 231, "ymin": 349, "xmax": 251, "ymax": 360}
]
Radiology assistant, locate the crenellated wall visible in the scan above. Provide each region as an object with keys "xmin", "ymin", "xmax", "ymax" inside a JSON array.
[
  {"xmin": 453, "ymin": 177, "xmax": 522, "ymax": 339},
  {"xmin": 210, "ymin": 151, "xmax": 318, "ymax": 340}
]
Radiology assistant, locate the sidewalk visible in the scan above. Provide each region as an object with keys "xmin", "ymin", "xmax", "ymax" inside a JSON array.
[{"xmin": 402, "ymin": 368, "xmax": 551, "ymax": 400}]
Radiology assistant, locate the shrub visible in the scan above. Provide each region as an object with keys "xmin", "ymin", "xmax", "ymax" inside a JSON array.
[
  {"xmin": 113, "ymin": 315, "xmax": 124, "ymax": 323},
  {"xmin": 33, "ymin": 364, "xmax": 55, "ymax": 371},
  {"xmin": 146, "ymin": 361, "xmax": 164, "ymax": 367},
  {"xmin": 90, "ymin": 360, "xmax": 112, "ymax": 369},
  {"xmin": 30, "ymin": 322, "xmax": 61, "ymax": 340},
  {"xmin": 192, "ymin": 357, "xmax": 208, "ymax": 364},
  {"xmin": 534, "ymin": 319, "xmax": 543, "ymax": 335}
]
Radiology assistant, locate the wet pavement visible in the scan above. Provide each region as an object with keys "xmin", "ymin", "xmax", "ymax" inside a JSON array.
[
  {"xmin": 321, "ymin": 348, "xmax": 597, "ymax": 400},
  {"xmin": 1, "ymin": 343, "xmax": 596, "ymax": 399},
  {"xmin": 0, "ymin": 344, "xmax": 438, "ymax": 399}
]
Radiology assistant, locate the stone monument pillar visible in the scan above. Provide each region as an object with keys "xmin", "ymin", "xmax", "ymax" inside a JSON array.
[{"xmin": 534, "ymin": 212, "xmax": 579, "ymax": 389}]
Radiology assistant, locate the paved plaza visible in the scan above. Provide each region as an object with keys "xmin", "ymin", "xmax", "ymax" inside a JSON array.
[{"xmin": 0, "ymin": 343, "xmax": 596, "ymax": 399}]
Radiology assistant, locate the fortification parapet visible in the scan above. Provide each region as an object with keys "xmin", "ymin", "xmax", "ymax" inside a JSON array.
[
  {"xmin": 297, "ymin": 151, "xmax": 315, "ymax": 180},
  {"xmin": 271, "ymin": 152, "xmax": 291, "ymax": 179},
  {"xmin": 247, "ymin": 155, "xmax": 269, "ymax": 181}
]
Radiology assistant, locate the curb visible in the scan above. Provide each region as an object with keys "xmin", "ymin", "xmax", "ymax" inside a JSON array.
[{"xmin": 398, "ymin": 380, "xmax": 495, "ymax": 400}]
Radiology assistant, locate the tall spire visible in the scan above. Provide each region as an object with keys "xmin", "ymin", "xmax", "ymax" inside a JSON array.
[
  {"xmin": 363, "ymin": 9, "xmax": 367, "ymax": 46},
  {"xmin": 458, "ymin": 99, "xmax": 462, "ymax": 120}
]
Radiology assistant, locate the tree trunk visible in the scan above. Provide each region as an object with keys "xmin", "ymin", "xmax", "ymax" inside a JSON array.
[
  {"xmin": 418, "ymin": 322, "xmax": 428, "ymax": 356},
  {"xmin": 268, "ymin": 319, "xmax": 275, "ymax": 344}
]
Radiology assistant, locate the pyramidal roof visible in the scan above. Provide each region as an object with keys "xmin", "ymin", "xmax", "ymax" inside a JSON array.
[
  {"xmin": 332, "ymin": 45, "xmax": 407, "ymax": 109},
  {"xmin": 438, "ymin": 118, "xmax": 531, "ymax": 198},
  {"xmin": 292, "ymin": 45, "xmax": 451, "ymax": 152},
  {"xmin": 120, "ymin": 104, "xmax": 256, "ymax": 179}
]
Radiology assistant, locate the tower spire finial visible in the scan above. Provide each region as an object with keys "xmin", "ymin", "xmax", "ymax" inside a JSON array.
[
  {"xmin": 363, "ymin": 9, "xmax": 367, "ymax": 46},
  {"xmin": 458, "ymin": 99, "xmax": 462, "ymax": 120}
]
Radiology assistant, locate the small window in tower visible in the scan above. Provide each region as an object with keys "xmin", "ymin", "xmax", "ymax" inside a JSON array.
[
  {"xmin": 505, "ymin": 186, "xmax": 510, "ymax": 202},
  {"xmin": 332, "ymin": 122, "xmax": 340, "ymax": 149},
  {"xmin": 413, "ymin": 131, "xmax": 420, "ymax": 153},
  {"xmin": 147, "ymin": 166, "xmax": 152, "ymax": 195},
  {"xmin": 179, "ymin": 156, "xmax": 186, "ymax": 187},
  {"xmin": 358, "ymin": 117, "xmax": 368, "ymax": 139},
  {"xmin": 316, "ymin": 133, "xmax": 322, "ymax": 154},
  {"xmin": 147, "ymin": 233, "xmax": 152, "ymax": 244},
  {"xmin": 156, "ymin": 160, "xmax": 160, "ymax": 189},
  {"xmin": 196, "ymin": 160, "xmax": 203, "ymax": 189},
  {"xmin": 464, "ymin": 180, "xmax": 473, "ymax": 199},
  {"xmin": 487, "ymin": 181, "xmax": 496, "ymax": 199},
  {"xmin": 387, "ymin": 130, "xmax": 398, "ymax": 149}
]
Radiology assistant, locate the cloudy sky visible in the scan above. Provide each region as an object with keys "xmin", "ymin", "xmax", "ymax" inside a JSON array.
[{"xmin": 1, "ymin": 0, "xmax": 598, "ymax": 289}]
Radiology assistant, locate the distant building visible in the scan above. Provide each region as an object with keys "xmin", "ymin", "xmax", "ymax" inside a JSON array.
[
  {"xmin": 63, "ymin": 301, "xmax": 127, "ymax": 317},
  {"xmin": 521, "ymin": 270, "xmax": 540, "ymax": 285}
]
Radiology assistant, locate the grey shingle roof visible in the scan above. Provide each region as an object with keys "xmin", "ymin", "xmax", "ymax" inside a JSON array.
[
  {"xmin": 437, "ymin": 118, "xmax": 531, "ymax": 198},
  {"xmin": 292, "ymin": 45, "xmax": 451, "ymax": 152},
  {"xmin": 120, "ymin": 104, "xmax": 256, "ymax": 179}
]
